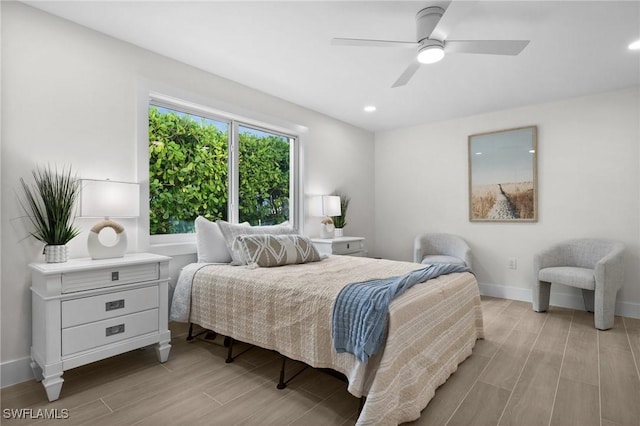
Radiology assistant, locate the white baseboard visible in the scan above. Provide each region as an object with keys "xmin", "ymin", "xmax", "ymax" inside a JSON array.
[
  {"xmin": 616, "ymin": 300, "xmax": 640, "ymax": 320},
  {"xmin": 1, "ymin": 356, "xmax": 35, "ymax": 388},
  {"xmin": 478, "ymin": 282, "xmax": 532, "ymax": 303},
  {"xmin": 478, "ymin": 282, "xmax": 640, "ymax": 320}
]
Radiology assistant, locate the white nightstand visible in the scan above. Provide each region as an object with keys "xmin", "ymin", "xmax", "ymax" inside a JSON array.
[
  {"xmin": 29, "ymin": 253, "xmax": 172, "ymax": 401},
  {"xmin": 311, "ymin": 236, "xmax": 367, "ymax": 257}
]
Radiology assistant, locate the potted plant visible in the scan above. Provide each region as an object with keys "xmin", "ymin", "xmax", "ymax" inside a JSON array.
[
  {"xmin": 331, "ymin": 192, "xmax": 350, "ymax": 237},
  {"xmin": 19, "ymin": 165, "xmax": 81, "ymax": 263}
]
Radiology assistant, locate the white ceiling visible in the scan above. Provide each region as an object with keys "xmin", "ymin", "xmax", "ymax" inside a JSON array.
[{"xmin": 23, "ymin": 1, "xmax": 640, "ymax": 132}]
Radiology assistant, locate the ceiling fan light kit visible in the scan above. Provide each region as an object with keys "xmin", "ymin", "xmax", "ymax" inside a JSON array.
[
  {"xmin": 332, "ymin": 3, "xmax": 530, "ymax": 87},
  {"xmin": 417, "ymin": 40, "xmax": 445, "ymax": 64}
]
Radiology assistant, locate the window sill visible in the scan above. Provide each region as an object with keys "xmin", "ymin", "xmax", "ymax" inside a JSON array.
[{"xmin": 149, "ymin": 242, "xmax": 197, "ymax": 257}]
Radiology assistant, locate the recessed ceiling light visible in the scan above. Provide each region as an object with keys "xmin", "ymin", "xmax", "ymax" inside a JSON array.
[
  {"xmin": 475, "ymin": 152, "xmax": 482, "ymax": 155},
  {"xmin": 364, "ymin": 106, "xmax": 376, "ymax": 112},
  {"xmin": 629, "ymin": 39, "xmax": 640, "ymax": 50}
]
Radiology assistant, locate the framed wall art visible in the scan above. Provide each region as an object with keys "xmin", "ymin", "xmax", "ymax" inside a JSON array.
[{"xmin": 468, "ymin": 126, "xmax": 538, "ymax": 222}]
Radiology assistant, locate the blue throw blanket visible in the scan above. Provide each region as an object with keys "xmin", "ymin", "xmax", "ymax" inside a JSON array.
[{"xmin": 332, "ymin": 263, "xmax": 472, "ymax": 362}]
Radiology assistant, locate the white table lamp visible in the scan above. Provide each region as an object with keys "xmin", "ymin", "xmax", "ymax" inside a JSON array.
[
  {"xmin": 79, "ymin": 179, "xmax": 140, "ymax": 259},
  {"xmin": 312, "ymin": 195, "xmax": 341, "ymax": 238}
]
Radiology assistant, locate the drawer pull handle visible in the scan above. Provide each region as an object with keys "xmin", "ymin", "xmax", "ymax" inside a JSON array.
[
  {"xmin": 111, "ymin": 271, "xmax": 119, "ymax": 281},
  {"xmin": 105, "ymin": 299, "xmax": 125, "ymax": 311},
  {"xmin": 347, "ymin": 243, "xmax": 350, "ymax": 249},
  {"xmin": 106, "ymin": 324, "xmax": 125, "ymax": 337}
]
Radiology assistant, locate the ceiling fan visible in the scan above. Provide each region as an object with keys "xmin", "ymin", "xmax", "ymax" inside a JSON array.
[{"xmin": 332, "ymin": 2, "xmax": 530, "ymax": 88}]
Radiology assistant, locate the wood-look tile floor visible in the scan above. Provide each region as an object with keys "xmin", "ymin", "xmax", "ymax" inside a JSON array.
[{"xmin": 2, "ymin": 297, "xmax": 640, "ymax": 425}]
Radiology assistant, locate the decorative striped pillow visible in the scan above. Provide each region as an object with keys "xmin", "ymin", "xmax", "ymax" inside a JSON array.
[{"xmin": 236, "ymin": 234, "xmax": 323, "ymax": 267}]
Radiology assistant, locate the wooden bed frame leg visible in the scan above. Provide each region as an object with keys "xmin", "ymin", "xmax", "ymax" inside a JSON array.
[
  {"xmin": 277, "ymin": 357, "xmax": 287, "ymax": 389},
  {"xmin": 186, "ymin": 323, "xmax": 194, "ymax": 341},
  {"xmin": 225, "ymin": 337, "xmax": 234, "ymax": 363}
]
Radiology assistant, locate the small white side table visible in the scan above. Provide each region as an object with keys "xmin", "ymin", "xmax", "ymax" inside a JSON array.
[
  {"xmin": 311, "ymin": 236, "xmax": 367, "ymax": 257},
  {"xmin": 29, "ymin": 253, "xmax": 172, "ymax": 401}
]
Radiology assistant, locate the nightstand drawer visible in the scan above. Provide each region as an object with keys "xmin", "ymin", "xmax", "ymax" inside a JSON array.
[
  {"xmin": 62, "ymin": 263, "xmax": 159, "ymax": 293},
  {"xmin": 311, "ymin": 237, "xmax": 366, "ymax": 257},
  {"xmin": 61, "ymin": 286, "xmax": 159, "ymax": 328},
  {"xmin": 61, "ymin": 309, "xmax": 159, "ymax": 356},
  {"xmin": 332, "ymin": 240, "xmax": 365, "ymax": 255}
]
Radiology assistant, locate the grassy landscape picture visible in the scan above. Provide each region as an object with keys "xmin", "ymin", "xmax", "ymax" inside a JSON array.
[
  {"xmin": 471, "ymin": 182, "xmax": 535, "ymax": 220},
  {"xmin": 469, "ymin": 126, "xmax": 537, "ymax": 222}
]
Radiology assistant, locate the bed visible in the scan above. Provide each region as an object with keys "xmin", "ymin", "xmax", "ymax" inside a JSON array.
[{"xmin": 171, "ymin": 249, "xmax": 483, "ymax": 425}]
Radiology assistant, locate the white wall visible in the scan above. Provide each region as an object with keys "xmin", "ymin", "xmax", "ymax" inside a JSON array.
[
  {"xmin": 374, "ymin": 87, "xmax": 640, "ymax": 316},
  {"xmin": 0, "ymin": 2, "xmax": 374, "ymax": 385}
]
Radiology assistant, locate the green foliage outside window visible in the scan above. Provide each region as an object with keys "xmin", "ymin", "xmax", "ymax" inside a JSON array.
[
  {"xmin": 148, "ymin": 107, "xmax": 290, "ymax": 234},
  {"xmin": 238, "ymin": 128, "xmax": 290, "ymax": 226}
]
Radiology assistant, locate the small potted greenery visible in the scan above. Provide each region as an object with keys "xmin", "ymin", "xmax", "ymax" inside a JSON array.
[
  {"xmin": 331, "ymin": 192, "xmax": 350, "ymax": 237},
  {"xmin": 19, "ymin": 165, "xmax": 81, "ymax": 262}
]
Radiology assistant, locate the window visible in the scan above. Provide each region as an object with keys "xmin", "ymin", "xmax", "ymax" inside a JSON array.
[
  {"xmin": 148, "ymin": 97, "xmax": 297, "ymax": 238},
  {"xmin": 238, "ymin": 125, "xmax": 291, "ymax": 226}
]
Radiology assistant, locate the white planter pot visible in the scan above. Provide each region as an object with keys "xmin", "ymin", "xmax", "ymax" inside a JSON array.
[
  {"xmin": 44, "ymin": 245, "xmax": 68, "ymax": 263},
  {"xmin": 334, "ymin": 228, "xmax": 344, "ymax": 237}
]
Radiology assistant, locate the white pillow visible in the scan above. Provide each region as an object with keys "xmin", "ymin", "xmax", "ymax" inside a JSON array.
[
  {"xmin": 216, "ymin": 220, "xmax": 297, "ymax": 265},
  {"xmin": 194, "ymin": 216, "xmax": 234, "ymax": 263}
]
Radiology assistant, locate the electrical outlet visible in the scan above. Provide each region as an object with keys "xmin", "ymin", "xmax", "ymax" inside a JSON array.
[{"xmin": 508, "ymin": 257, "xmax": 517, "ymax": 269}]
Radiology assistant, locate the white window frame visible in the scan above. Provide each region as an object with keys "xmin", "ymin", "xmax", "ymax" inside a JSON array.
[{"xmin": 137, "ymin": 87, "xmax": 303, "ymax": 256}]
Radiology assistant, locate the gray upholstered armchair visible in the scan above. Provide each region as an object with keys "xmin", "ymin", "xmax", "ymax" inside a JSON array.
[
  {"xmin": 413, "ymin": 233, "xmax": 472, "ymax": 269},
  {"xmin": 533, "ymin": 238, "xmax": 625, "ymax": 330}
]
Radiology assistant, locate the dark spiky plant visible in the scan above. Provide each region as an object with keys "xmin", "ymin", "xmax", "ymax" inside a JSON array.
[
  {"xmin": 19, "ymin": 165, "xmax": 81, "ymax": 246},
  {"xmin": 331, "ymin": 192, "xmax": 350, "ymax": 229}
]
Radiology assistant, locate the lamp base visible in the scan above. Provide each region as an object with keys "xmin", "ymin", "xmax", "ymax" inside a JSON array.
[
  {"xmin": 87, "ymin": 219, "xmax": 128, "ymax": 260},
  {"xmin": 320, "ymin": 223, "xmax": 335, "ymax": 239}
]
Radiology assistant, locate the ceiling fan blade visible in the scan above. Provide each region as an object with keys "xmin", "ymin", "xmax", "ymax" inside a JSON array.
[
  {"xmin": 445, "ymin": 40, "xmax": 530, "ymax": 55},
  {"xmin": 392, "ymin": 61, "xmax": 421, "ymax": 88},
  {"xmin": 430, "ymin": 0, "xmax": 477, "ymax": 41},
  {"xmin": 332, "ymin": 38, "xmax": 418, "ymax": 48}
]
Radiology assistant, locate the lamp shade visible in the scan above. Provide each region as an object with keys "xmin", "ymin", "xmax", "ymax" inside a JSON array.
[
  {"xmin": 79, "ymin": 179, "xmax": 140, "ymax": 218},
  {"xmin": 311, "ymin": 195, "xmax": 341, "ymax": 217}
]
